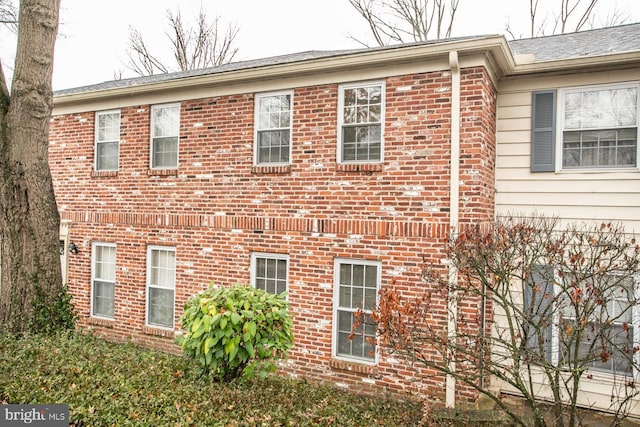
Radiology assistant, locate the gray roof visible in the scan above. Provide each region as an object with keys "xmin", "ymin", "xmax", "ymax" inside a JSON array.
[
  {"xmin": 53, "ymin": 35, "xmax": 486, "ymax": 96},
  {"xmin": 54, "ymin": 23, "xmax": 640, "ymax": 97},
  {"xmin": 55, "ymin": 50, "xmax": 360, "ymax": 96},
  {"xmin": 508, "ymin": 22, "xmax": 640, "ymax": 61}
]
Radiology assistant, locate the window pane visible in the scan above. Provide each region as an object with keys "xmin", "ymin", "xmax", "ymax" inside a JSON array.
[
  {"xmin": 152, "ymin": 137, "xmax": 178, "ymax": 168},
  {"xmin": 352, "ymin": 286, "xmax": 363, "ymax": 309},
  {"xmin": 563, "ymin": 128, "xmax": 637, "ymax": 168},
  {"xmin": 97, "ymin": 112, "xmax": 120, "ymax": 142},
  {"xmin": 153, "ymin": 105, "xmax": 179, "ymax": 137},
  {"xmin": 96, "ymin": 141, "xmax": 118, "ymax": 170},
  {"xmin": 257, "ymin": 130, "xmax": 290, "ymax": 164},
  {"xmin": 93, "ymin": 281, "xmax": 114, "ymax": 317},
  {"xmin": 148, "ymin": 287, "xmax": 174, "ymax": 327},
  {"xmin": 563, "ymin": 86, "xmax": 638, "ymax": 169},
  {"xmin": 339, "ymin": 285, "xmax": 351, "ymax": 308},
  {"xmin": 150, "ymin": 249, "xmax": 175, "ymax": 289},
  {"xmin": 352, "ymin": 264, "xmax": 364, "ymax": 287}
]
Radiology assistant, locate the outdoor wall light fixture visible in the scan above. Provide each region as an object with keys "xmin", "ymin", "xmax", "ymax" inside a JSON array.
[{"xmin": 69, "ymin": 242, "xmax": 79, "ymax": 255}]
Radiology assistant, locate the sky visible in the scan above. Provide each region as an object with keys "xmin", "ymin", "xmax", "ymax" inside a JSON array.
[{"xmin": 2, "ymin": 0, "xmax": 640, "ymax": 91}]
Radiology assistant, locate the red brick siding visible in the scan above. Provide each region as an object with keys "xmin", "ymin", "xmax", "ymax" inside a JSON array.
[{"xmin": 49, "ymin": 66, "xmax": 496, "ymax": 400}]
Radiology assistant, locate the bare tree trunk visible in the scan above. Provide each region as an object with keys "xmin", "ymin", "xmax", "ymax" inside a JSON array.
[{"xmin": 0, "ymin": 0, "xmax": 62, "ymax": 333}]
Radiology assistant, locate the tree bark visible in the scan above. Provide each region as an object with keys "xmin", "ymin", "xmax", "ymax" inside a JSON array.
[{"xmin": 0, "ymin": 0, "xmax": 62, "ymax": 332}]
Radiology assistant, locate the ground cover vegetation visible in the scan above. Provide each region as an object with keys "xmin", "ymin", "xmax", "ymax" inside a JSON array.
[{"xmin": 0, "ymin": 332, "xmax": 423, "ymax": 426}]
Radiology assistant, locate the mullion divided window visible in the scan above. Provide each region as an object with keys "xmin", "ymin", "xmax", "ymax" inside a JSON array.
[
  {"xmin": 339, "ymin": 82, "xmax": 384, "ymax": 163},
  {"xmin": 255, "ymin": 92, "xmax": 292, "ymax": 165},
  {"xmin": 92, "ymin": 242, "xmax": 116, "ymax": 318},
  {"xmin": 95, "ymin": 110, "xmax": 120, "ymax": 171},
  {"xmin": 151, "ymin": 104, "xmax": 180, "ymax": 169},
  {"xmin": 146, "ymin": 246, "xmax": 176, "ymax": 329},
  {"xmin": 334, "ymin": 259, "xmax": 380, "ymax": 363},
  {"xmin": 251, "ymin": 253, "xmax": 288, "ymax": 295},
  {"xmin": 560, "ymin": 84, "xmax": 638, "ymax": 170}
]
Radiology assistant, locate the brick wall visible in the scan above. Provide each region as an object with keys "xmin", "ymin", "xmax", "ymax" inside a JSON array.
[{"xmin": 49, "ymin": 65, "xmax": 497, "ymax": 400}]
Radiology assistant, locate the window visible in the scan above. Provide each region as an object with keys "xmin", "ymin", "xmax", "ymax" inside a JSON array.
[
  {"xmin": 95, "ymin": 110, "xmax": 120, "ymax": 171},
  {"xmin": 91, "ymin": 243, "xmax": 116, "ymax": 318},
  {"xmin": 255, "ymin": 92, "xmax": 292, "ymax": 165},
  {"xmin": 338, "ymin": 82, "xmax": 384, "ymax": 163},
  {"xmin": 527, "ymin": 267, "xmax": 637, "ymax": 375},
  {"xmin": 251, "ymin": 253, "xmax": 288, "ymax": 294},
  {"xmin": 151, "ymin": 104, "xmax": 179, "ymax": 169},
  {"xmin": 333, "ymin": 259, "xmax": 380, "ymax": 363},
  {"xmin": 531, "ymin": 84, "xmax": 639, "ymax": 172},
  {"xmin": 146, "ymin": 246, "xmax": 176, "ymax": 329},
  {"xmin": 559, "ymin": 275, "xmax": 635, "ymax": 374}
]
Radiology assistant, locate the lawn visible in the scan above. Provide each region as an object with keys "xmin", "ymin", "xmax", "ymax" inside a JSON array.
[{"xmin": 0, "ymin": 332, "xmax": 423, "ymax": 426}]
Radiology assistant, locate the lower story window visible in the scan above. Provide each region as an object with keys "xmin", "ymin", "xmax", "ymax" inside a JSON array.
[
  {"xmin": 526, "ymin": 266, "xmax": 637, "ymax": 375},
  {"xmin": 251, "ymin": 252, "xmax": 288, "ymax": 294},
  {"xmin": 146, "ymin": 246, "xmax": 176, "ymax": 328},
  {"xmin": 334, "ymin": 258, "xmax": 380, "ymax": 363},
  {"xmin": 92, "ymin": 242, "xmax": 116, "ymax": 318}
]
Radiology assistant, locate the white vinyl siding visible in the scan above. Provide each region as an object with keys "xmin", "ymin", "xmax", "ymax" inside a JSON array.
[
  {"xmin": 254, "ymin": 92, "xmax": 292, "ymax": 165},
  {"xmin": 91, "ymin": 242, "xmax": 116, "ymax": 318},
  {"xmin": 151, "ymin": 104, "xmax": 179, "ymax": 169},
  {"xmin": 146, "ymin": 246, "xmax": 176, "ymax": 329},
  {"xmin": 95, "ymin": 110, "xmax": 120, "ymax": 171},
  {"xmin": 496, "ymin": 70, "xmax": 640, "ymax": 231},
  {"xmin": 338, "ymin": 82, "xmax": 384, "ymax": 163}
]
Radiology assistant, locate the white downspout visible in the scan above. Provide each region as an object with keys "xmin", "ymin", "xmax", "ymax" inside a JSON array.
[{"xmin": 446, "ymin": 50, "xmax": 460, "ymax": 409}]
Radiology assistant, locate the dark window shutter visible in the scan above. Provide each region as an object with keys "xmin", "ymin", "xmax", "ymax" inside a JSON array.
[
  {"xmin": 524, "ymin": 264, "xmax": 554, "ymax": 362},
  {"xmin": 531, "ymin": 91, "xmax": 557, "ymax": 172}
]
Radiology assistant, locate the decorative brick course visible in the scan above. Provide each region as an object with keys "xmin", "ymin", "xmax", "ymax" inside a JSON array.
[{"xmin": 49, "ymin": 66, "xmax": 496, "ymax": 401}]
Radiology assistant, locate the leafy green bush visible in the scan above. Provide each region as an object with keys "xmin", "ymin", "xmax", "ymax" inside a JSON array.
[{"xmin": 176, "ymin": 284, "xmax": 294, "ymax": 382}]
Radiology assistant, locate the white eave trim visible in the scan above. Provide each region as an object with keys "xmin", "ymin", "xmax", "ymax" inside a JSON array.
[
  {"xmin": 510, "ymin": 51, "xmax": 640, "ymax": 75},
  {"xmin": 53, "ymin": 36, "xmax": 513, "ymax": 108}
]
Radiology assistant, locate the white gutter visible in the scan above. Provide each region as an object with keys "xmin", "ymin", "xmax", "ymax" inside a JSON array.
[{"xmin": 446, "ymin": 50, "xmax": 460, "ymax": 409}]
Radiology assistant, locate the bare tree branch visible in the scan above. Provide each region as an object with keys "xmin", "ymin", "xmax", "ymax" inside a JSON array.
[
  {"xmin": 522, "ymin": 0, "xmax": 628, "ymax": 38},
  {"xmin": 348, "ymin": 0, "xmax": 461, "ymax": 46},
  {"xmin": 125, "ymin": 3, "xmax": 239, "ymax": 76},
  {"xmin": 0, "ymin": 0, "xmax": 17, "ymax": 31},
  {"xmin": 0, "ymin": 61, "xmax": 9, "ymax": 112}
]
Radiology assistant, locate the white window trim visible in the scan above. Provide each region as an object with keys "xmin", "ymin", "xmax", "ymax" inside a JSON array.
[
  {"xmin": 250, "ymin": 252, "xmax": 289, "ymax": 296},
  {"xmin": 150, "ymin": 103, "xmax": 180, "ymax": 170},
  {"xmin": 145, "ymin": 245, "xmax": 176, "ymax": 330},
  {"xmin": 555, "ymin": 82, "xmax": 640, "ymax": 172},
  {"xmin": 94, "ymin": 109, "xmax": 120, "ymax": 172},
  {"xmin": 332, "ymin": 258, "xmax": 381, "ymax": 365},
  {"xmin": 90, "ymin": 242, "xmax": 116, "ymax": 319},
  {"xmin": 254, "ymin": 91, "xmax": 293, "ymax": 166},
  {"xmin": 337, "ymin": 81, "xmax": 385, "ymax": 164}
]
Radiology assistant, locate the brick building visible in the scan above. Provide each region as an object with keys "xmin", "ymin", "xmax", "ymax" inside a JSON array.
[{"xmin": 50, "ymin": 24, "xmax": 640, "ymax": 411}]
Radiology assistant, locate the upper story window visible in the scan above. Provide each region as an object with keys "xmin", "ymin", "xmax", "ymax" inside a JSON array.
[
  {"xmin": 95, "ymin": 110, "xmax": 120, "ymax": 171},
  {"xmin": 255, "ymin": 92, "xmax": 292, "ymax": 165},
  {"xmin": 333, "ymin": 258, "xmax": 380, "ymax": 364},
  {"xmin": 151, "ymin": 104, "xmax": 180, "ymax": 169},
  {"xmin": 250, "ymin": 252, "xmax": 288, "ymax": 295},
  {"xmin": 531, "ymin": 83, "xmax": 639, "ymax": 172},
  {"xmin": 91, "ymin": 242, "xmax": 116, "ymax": 319},
  {"xmin": 338, "ymin": 82, "xmax": 385, "ymax": 164},
  {"xmin": 146, "ymin": 246, "xmax": 176, "ymax": 329},
  {"xmin": 562, "ymin": 85, "xmax": 638, "ymax": 169}
]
